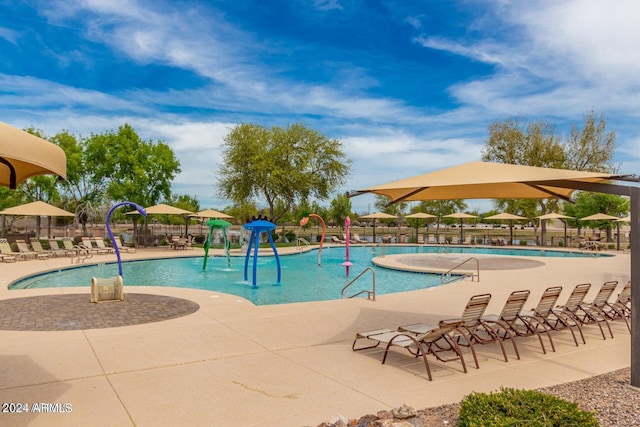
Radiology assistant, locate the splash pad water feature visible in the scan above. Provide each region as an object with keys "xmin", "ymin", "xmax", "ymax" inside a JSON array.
[
  {"xmin": 300, "ymin": 213, "xmax": 326, "ymax": 265},
  {"xmin": 202, "ymin": 218, "xmax": 232, "ymax": 271},
  {"xmin": 243, "ymin": 216, "xmax": 281, "ymax": 287}
]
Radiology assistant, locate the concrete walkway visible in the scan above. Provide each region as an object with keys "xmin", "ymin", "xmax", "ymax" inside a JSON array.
[{"xmin": 0, "ymin": 245, "xmax": 631, "ymax": 427}]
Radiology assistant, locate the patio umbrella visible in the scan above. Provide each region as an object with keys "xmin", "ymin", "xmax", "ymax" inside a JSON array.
[
  {"xmin": 352, "ymin": 160, "xmax": 640, "ymax": 386},
  {"xmin": 443, "ymin": 212, "xmax": 478, "ymax": 243},
  {"xmin": 192, "ymin": 209, "xmax": 233, "ymax": 219},
  {"xmin": 580, "ymin": 213, "xmax": 621, "ymax": 250},
  {"xmin": 484, "ymin": 212, "xmax": 527, "ymax": 245},
  {"xmin": 405, "ymin": 212, "xmax": 436, "ymax": 242},
  {"xmin": 536, "ymin": 213, "xmax": 574, "ymax": 247},
  {"xmin": 0, "ymin": 200, "xmax": 75, "ymax": 239},
  {"xmin": 359, "ymin": 212, "xmax": 397, "ymax": 243},
  {"xmin": 126, "ymin": 204, "xmax": 194, "ymax": 246},
  {"xmin": 0, "ymin": 121, "xmax": 67, "ymax": 189}
]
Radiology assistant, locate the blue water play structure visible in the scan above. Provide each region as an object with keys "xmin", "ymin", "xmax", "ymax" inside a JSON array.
[
  {"xmin": 243, "ymin": 216, "xmax": 281, "ymax": 287},
  {"xmin": 107, "ymin": 201, "xmax": 146, "ymax": 276},
  {"xmin": 202, "ymin": 218, "xmax": 232, "ymax": 271}
]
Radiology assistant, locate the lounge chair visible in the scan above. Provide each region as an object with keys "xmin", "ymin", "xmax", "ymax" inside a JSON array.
[
  {"xmin": 601, "ymin": 281, "xmax": 631, "ymax": 332},
  {"xmin": 573, "ymin": 281, "xmax": 618, "ymax": 340},
  {"xmin": 62, "ymin": 237, "xmax": 92, "ymax": 258},
  {"xmin": 426, "ymin": 235, "xmax": 437, "ymax": 244},
  {"xmin": 399, "ymin": 293, "xmax": 495, "ymax": 362},
  {"xmin": 416, "ymin": 234, "xmax": 424, "ymax": 244},
  {"xmin": 81, "ymin": 237, "xmax": 110, "ymax": 254},
  {"xmin": 352, "ymin": 320, "xmax": 473, "ymax": 381},
  {"xmin": 548, "ymin": 283, "xmax": 591, "ymax": 345},
  {"xmin": 93, "ymin": 237, "xmax": 115, "ymax": 254},
  {"xmin": 519, "ymin": 286, "xmax": 576, "ymax": 348},
  {"xmin": 15, "ymin": 239, "xmax": 44, "ymax": 260},
  {"xmin": 479, "ymin": 289, "xmax": 552, "ymax": 356},
  {"xmin": 0, "ymin": 238, "xmax": 17, "ymax": 262},
  {"xmin": 29, "ymin": 239, "xmax": 54, "ymax": 259},
  {"xmin": 438, "ymin": 235, "xmax": 447, "ymax": 245},
  {"xmin": 461, "ymin": 235, "xmax": 473, "ymax": 245},
  {"xmin": 48, "ymin": 239, "xmax": 74, "ymax": 257},
  {"xmin": 352, "ymin": 233, "xmax": 368, "ymax": 244},
  {"xmin": 330, "ymin": 235, "xmax": 343, "ymax": 244}
]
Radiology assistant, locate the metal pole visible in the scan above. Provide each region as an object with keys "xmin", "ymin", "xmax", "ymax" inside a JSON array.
[{"xmin": 630, "ymin": 187, "xmax": 640, "ymax": 387}]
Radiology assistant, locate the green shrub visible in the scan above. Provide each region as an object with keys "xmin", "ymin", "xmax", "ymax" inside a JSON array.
[
  {"xmin": 458, "ymin": 387, "xmax": 599, "ymax": 427},
  {"xmin": 285, "ymin": 231, "xmax": 296, "ymax": 242},
  {"xmin": 193, "ymin": 234, "xmax": 206, "ymax": 244},
  {"xmin": 519, "ymin": 239, "xmax": 528, "ymax": 246}
]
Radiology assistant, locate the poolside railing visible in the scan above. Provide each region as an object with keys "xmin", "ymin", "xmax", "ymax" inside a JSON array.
[
  {"xmin": 296, "ymin": 237, "xmax": 310, "ymax": 251},
  {"xmin": 441, "ymin": 257, "xmax": 480, "ymax": 284},
  {"xmin": 342, "ymin": 267, "xmax": 376, "ymax": 301}
]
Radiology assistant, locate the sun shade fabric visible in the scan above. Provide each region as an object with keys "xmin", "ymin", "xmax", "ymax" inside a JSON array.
[
  {"xmin": 0, "ymin": 121, "xmax": 67, "ymax": 189},
  {"xmin": 357, "ymin": 161, "xmax": 620, "ymax": 203},
  {"xmin": 484, "ymin": 213, "xmax": 527, "ymax": 220},
  {"xmin": 126, "ymin": 203, "xmax": 193, "ymax": 215},
  {"xmin": 192, "ymin": 209, "xmax": 233, "ymax": 219},
  {"xmin": 0, "ymin": 200, "xmax": 74, "ymax": 217},
  {"xmin": 359, "ymin": 212, "xmax": 397, "ymax": 219}
]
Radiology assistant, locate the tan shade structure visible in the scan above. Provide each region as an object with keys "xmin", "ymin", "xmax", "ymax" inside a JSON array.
[
  {"xmin": 355, "ymin": 161, "xmax": 624, "ymax": 203},
  {"xmin": 131, "ymin": 203, "xmax": 193, "ymax": 215},
  {"xmin": 0, "ymin": 121, "xmax": 67, "ymax": 189},
  {"xmin": 359, "ymin": 212, "xmax": 397, "ymax": 243},
  {"xmin": 616, "ymin": 215, "xmax": 631, "ymax": 222},
  {"xmin": 192, "ymin": 209, "xmax": 233, "ymax": 219},
  {"xmin": 484, "ymin": 212, "xmax": 527, "ymax": 221},
  {"xmin": 443, "ymin": 212, "xmax": 479, "ymax": 242},
  {"xmin": 535, "ymin": 213, "xmax": 574, "ymax": 220},
  {"xmin": 353, "ymin": 160, "xmax": 640, "ymax": 387},
  {"xmin": 536, "ymin": 213, "xmax": 574, "ymax": 247},
  {"xmin": 0, "ymin": 200, "xmax": 74, "ymax": 239},
  {"xmin": 579, "ymin": 213, "xmax": 620, "ymax": 221},
  {"xmin": 0, "ymin": 200, "xmax": 74, "ymax": 217},
  {"xmin": 126, "ymin": 204, "xmax": 194, "ymax": 247},
  {"xmin": 406, "ymin": 212, "xmax": 437, "ymax": 242},
  {"xmin": 405, "ymin": 212, "xmax": 437, "ymax": 219},
  {"xmin": 485, "ymin": 213, "xmax": 527, "ymax": 244}
]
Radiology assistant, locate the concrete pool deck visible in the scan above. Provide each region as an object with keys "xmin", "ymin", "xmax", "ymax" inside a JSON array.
[{"xmin": 0, "ymin": 245, "xmax": 631, "ymax": 426}]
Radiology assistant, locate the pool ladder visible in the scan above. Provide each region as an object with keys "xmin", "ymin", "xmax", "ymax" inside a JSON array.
[
  {"xmin": 342, "ymin": 267, "xmax": 376, "ymax": 301},
  {"xmin": 441, "ymin": 257, "xmax": 480, "ymax": 284}
]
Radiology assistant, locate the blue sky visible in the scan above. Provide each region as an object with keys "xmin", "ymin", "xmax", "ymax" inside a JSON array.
[{"xmin": 1, "ymin": 0, "xmax": 639, "ymax": 214}]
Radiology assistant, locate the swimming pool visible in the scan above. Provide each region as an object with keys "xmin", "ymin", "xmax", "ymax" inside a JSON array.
[{"xmin": 9, "ymin": 246, "xmax": 601, "ymax": 305}]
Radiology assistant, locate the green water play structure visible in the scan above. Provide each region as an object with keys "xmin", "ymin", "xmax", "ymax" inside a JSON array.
[{"xmin": 202, "ymin": 218, "xmax": 232, "ymax": 271}]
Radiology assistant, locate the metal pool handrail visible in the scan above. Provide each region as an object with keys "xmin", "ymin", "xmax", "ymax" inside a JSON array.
[
  {"xmin": 441, "ymin": 256, "xmax": 480, "ymax": 283},
  {"xmin": 342, "ymin": 267, "xmax": 376, "ymax": 300}
]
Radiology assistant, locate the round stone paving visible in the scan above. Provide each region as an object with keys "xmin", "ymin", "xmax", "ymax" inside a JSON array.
[
  {"xmin": 0, "ymin": 293, "xmax": 200, "ymax": 331},
  {"xmin": 373, "ymin": 253, "xmax": 545, "ymax": 273}
]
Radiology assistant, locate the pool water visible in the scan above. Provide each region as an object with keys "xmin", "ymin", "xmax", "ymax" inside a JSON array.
[{"xmin": 9, "ymin": 246, "xmax": 599, "ymax": 305}]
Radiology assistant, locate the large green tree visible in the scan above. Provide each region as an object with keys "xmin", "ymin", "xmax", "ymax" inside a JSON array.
[
  {"xmin": 563, "ymin": 193, "xmax": 629, "ymax": 241},
  {"xmin": 218, "ymin": 123, "xmax": 351, "ymax": 223},
  {"xmin": 85, "ymin": 124, "xmax": 181, "ymax": 206},
  {"xmin": 481, "ymin": 111, "xmax": 617, "ymax": 243}
]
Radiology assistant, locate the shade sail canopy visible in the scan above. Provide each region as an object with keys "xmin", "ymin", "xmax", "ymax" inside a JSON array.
[
  {"xmin": 0, "ymin": 200, "xmax": 74, "ymax": 217},
  {"xmin": 536, "ymin": 213, "xmax": 574, "ymax": 220},
  {"xmin": 126, "ymin": 203, "xmax": 193, "ymax": 215},
  {"xmin": 443, "ymin": 212, "xmax": 478, "ymax": 219},
  {"xmin": 484, "ymin": 212, "xmax": 527, "ymax": 221},
  {"xmin": 359, "ymin": 212, "xmax": 397, "ymax": 219},
  {"xmin": 192, "ymin": 209, "xmax": 233, "ymax": 219},
  {"xmin": 0, "ymin": 122, "xmax": 67, "ymax": 189},
  {"xmin": 579, "ymin": 213, "xmax": 620, "ymax": 221},
  {"xmin": 355, "ymin": 161, "xmax": 624, "ymax": 203},
  {"xmin": 405, "ymin": 212, "xmax": 437, "ymax": 219},
  {"xmin": 616, "ymin": 215, "xmax": 631, "ymax": 222}
]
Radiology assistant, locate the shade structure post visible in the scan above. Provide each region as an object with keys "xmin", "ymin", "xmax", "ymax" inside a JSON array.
[{"xmin": 631, "ymin": 187, "xmax": 640, "ymax": 387}]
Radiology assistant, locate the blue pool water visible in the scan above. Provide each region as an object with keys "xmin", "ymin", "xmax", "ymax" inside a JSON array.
[{"xmin": 9, "ymin": 246, "xmax": 599, "ymax": 305}]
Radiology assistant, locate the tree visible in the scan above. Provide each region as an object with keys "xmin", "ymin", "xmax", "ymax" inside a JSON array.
[
  {"xmin": 85, "ymin": 124, "xmax": 181, "ymax": 207},
  {"xmin": 418, "ymin": 200, "xmax": 467, "ymax": 232},
  {"xmin": 217, "ymin": 123, "xmax": 351, "ymax": 223},
  {"xmin": 481, "ymin": 111, "xmax": 617, "ymax": 244},
  {"xmin": 563, "ymin": 193, "xmax": 629, "ymax": 240},
  {"xmin": 328, "ymin": 193, "xmax": 352, "ymax": 228}
]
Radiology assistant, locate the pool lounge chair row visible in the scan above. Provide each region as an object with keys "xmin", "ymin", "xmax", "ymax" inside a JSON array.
[{"xmin": 353, "ymin": 281, "xmax": 631, "ymax": 380}]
